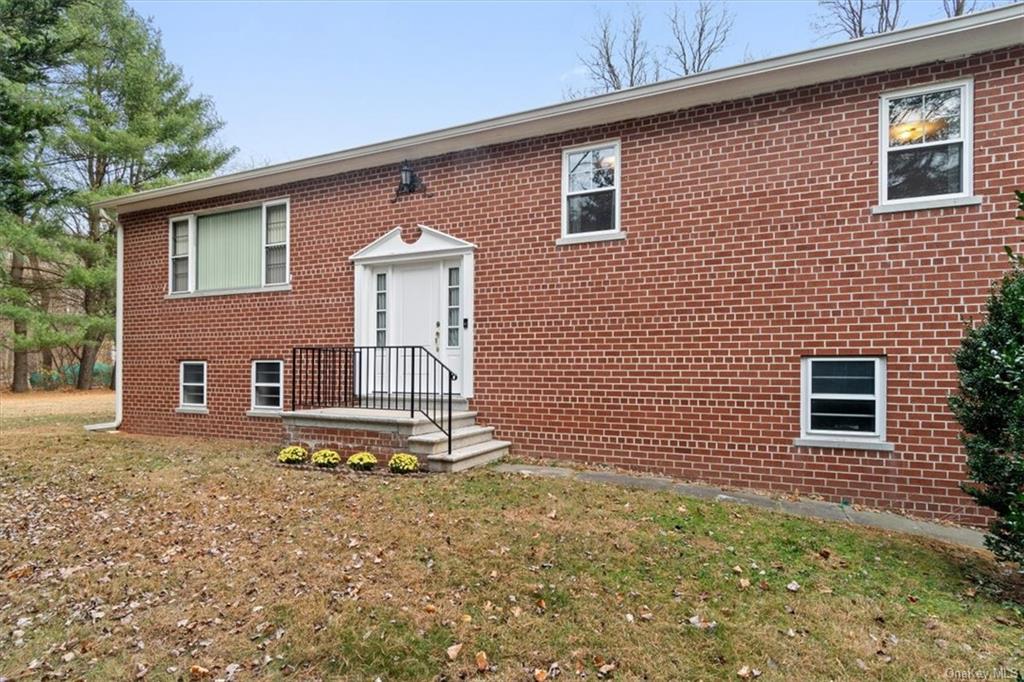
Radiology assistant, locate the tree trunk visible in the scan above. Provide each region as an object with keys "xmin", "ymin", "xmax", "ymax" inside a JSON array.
[
  {"xmin": 41, "ymin": 348, "xmax": 54, "ymax": 371},
  {"xmin": 77, "ymin": 340, "xmax": 100, "ymax": 390},
  {"xmin": 10, "ymin": 252, "xmax": 30, "ymax": 392},
  {"xmin": 29, "ymin": 254, "xmax": 54, "ymax": 372}
]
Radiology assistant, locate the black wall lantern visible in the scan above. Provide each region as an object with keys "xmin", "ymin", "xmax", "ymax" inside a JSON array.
[{"xmin": 392, "ymin": 160, "xmax": 425, "ymax": 202}]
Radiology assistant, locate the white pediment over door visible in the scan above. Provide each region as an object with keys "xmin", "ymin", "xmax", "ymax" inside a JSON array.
[{"xmin": 350, "ymin": 225, "xmax": 476, "ymax": 263}]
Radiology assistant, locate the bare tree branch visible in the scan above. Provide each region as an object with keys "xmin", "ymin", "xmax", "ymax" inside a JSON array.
[
  {"xmin": 573, "ymin": 7, "xmax": 657, "ymax": 96},
  {"xmin": 943, "ymin": 0, "xmax": 977, "ymax": 16},
  {"xmin": 814, "ymin": 0, "xmax": 902, "ymax": 39},
  {"xmin": 665, "ymin": 0, "xmax": 734, "ymax": 77}
]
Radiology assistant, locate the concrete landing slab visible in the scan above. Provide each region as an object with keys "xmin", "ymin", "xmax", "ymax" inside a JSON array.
[{"xmin": 493, "ymin": 463, "xmax": 985, "ymax": 550}]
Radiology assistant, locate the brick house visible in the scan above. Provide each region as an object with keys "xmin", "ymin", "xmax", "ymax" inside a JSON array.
[{"xmin": 94, "ymin": 7, "xmax": 1023, "ymax": 524}]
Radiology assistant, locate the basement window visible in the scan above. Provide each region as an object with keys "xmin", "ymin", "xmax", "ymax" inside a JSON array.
[
  {"xmin": 179, "ymin": 361, "xmax": 207, "ymax": 408},
  {"xmin": 796, "ymin": 357, "xmax": 892, "ymax": 451},
  {"xmin": 251, "ymin": 360, "xmax": 283, "ymax": 410},
  {"xmin": 879, "ymin": 80, "xmax": 973, "ymax": 208}
]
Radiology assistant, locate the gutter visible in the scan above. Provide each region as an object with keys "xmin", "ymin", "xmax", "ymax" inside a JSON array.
[
  {"xmin": 85, "ymin": 213, "xmax": 123, "ymax": 431},
  {"xmin": 94, "ymin": 3, "xmax": 1024, "ymax": 215}
]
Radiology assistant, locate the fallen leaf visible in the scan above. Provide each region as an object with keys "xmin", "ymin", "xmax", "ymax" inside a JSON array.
[
  {"xmin": 534, "ymin": 669, "xmax": 548, "ymax": 681},
  {"xmin": 475, "ymin": 650, "xmax": 489, "ymax": 672},
  {"xmin": 446, "ymin": 643, "xmax": 463, "ymax": 661},
  {"xmin": 739, "ymin": 578, "xmax": 751, "ymax": 590},
  {"xmin": 189, "ymin": 665, "xmax": 211, "ymax": 680},
  {"xmin": 786, "ymin": 581, "xmax": 801, "ymax": 592}
]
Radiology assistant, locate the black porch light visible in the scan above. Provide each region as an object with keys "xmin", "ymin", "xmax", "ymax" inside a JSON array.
[{"xmin": 392, "ymin": 160, "xmax": 424, "ymax": 201}]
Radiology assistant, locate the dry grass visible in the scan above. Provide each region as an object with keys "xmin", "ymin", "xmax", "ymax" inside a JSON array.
[{"xmin": 1, "ymin": 392, "xmax": 1022, "ymax": 681}]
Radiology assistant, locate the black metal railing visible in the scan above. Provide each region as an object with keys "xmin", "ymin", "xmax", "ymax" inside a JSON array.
[{"xmin": 290, "ymin": 346, "xmax": 458, "ymax": 455}]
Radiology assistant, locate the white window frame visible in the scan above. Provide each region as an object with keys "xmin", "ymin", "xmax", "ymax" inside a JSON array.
[
  {"xmin": 250, "ymin": 359, "xmax": 283, "ymax": 411},
  {"xmin": 260, "ymin": 198, "xmax": 290, "ymax": 287},
  {"xmin": 560, "ymin": 139, "xmax": 621, "ymax": 241},
  {"xmin": 878, "ymin": 78, "xmax": 973, "ymax": 208},
  {"xmin": 799, "ymin": 356, "xmax": 887, "ymax": 447},
  {"xmin": 167, "ymin": 214, "xmax": 196, "ymax": 294},
  {"xmin": 179, "ymin": 361, "xmax": 207, "ymax": 408},
  {"xmin": 167, "ymin": 198, "xmax": 290, "ymax": 295}
]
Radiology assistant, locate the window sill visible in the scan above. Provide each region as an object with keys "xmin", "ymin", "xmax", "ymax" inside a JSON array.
[
  {"xmin": 793, "ymin": 437, "xmax": 894, "ymax": 452},
  {"xmin": 166, "ymin": 284, "xmax": 291, "ymax": 300},
  {"xmin": 176, "ymin": 406, "xmax": 208, "ymax": 415},
  {"xmin": 556, "ymin": 231, "xmax": 626, "ymax": 246},
  {"xmin": 871, "ymin": 195, "xmax": 982, "ymax": 214},
  {"xmin": 247, "ymin": 409, "xmax": 283, "ymax": 419}
]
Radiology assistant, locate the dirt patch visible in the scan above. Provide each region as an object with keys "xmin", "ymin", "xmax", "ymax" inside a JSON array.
[{"xmin": 0, "ymin": 389, "xmax": 114, "ymax": 419}]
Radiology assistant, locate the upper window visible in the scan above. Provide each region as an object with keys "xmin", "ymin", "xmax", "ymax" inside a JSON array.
[
  {"xmin": 251, "ymin": 360, "xmax": 283, "ymax": 410},
  {"xmin": 168, "ymin": 199, "xmax": 290, "ymax": 295},
  {"xmin": 801, "ymin": 357, "xmax": 886, "ymax": 443},
  {"xmin": 180, "ymin": 361, "xmax": 207, "ymax": 408},
  {"xmin": 562, "ymin": 141, "xmax": 620, "ymax": 237},
  {"xmin": 880, "ymin": 80, "xmax": 972, "ymax": 204}
]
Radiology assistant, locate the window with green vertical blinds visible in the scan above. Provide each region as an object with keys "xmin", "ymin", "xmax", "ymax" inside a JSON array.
[
  {"xmin": 169, "ymin": 199, "xmax": 289, "ymax": 295},
  {"xmin": 196, "ymin": 207, "xmax": 262, "ymax": 291}
]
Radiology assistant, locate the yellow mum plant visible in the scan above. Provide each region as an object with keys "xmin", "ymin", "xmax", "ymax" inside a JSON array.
[
  {"xmin": 277, "ymin": 445, "xmax": 308, "ymax": 464},
  {"xmin": 311, "ymin": 449, "xmax": 341, "ymax": 468},
  {"xmin": 347, "ymin": 451, "xmax": 377, "ymax": 471},
  {"xmin": 388, "ymin": 453, "xmax": 419, "ymax": 474}
]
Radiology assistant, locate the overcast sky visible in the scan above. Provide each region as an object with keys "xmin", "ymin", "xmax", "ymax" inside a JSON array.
[{"xmin": 130, "ymin": 1, "xmax": 977, "ymax": 170}]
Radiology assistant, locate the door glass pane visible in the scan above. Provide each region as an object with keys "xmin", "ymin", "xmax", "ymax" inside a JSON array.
[{"xmin": 567, "ymin": 191, "xmax": 615, "ymax": 234}]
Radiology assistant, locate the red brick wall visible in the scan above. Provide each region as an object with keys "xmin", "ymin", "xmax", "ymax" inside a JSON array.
[{"xmin": 119, "ymin": 47, "xmax": 1024, "ymax": 525}]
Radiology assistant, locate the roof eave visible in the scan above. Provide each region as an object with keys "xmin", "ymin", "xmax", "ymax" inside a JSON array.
[{"xmin": 98, "ymin": 4, "xmax": 1024, "ymax": 215}]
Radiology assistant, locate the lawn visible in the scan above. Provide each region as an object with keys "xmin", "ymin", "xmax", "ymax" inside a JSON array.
[{"xmin": 1, "ymin": 392, "xmax": 1022, "ymax": 681}]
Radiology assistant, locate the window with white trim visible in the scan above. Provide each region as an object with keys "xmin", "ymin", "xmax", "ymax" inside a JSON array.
[
  {"xmin": 251, "ymin": 360, "xmax": 283, "ymax": 410},
  {"xmin": 262, "ymin": 201, "xmax": 288, "ymax": 286},
  {"xmin": 880, "ymin": 80, "xmax": 972, "ymax": 204},
  {"xmin": 169, "ymin": 216, "xmax": 193, "ymax": 293},
  {"xmin": 562, "ymin": 141, "xmax": 619, "ymax": 237},
  {"xmin": 801, "ymin": 357, "xmax": 886, "ymax": 443},
  {"xmin": 168, "ymin": 199, "xmax": 290, "ymax": 294},
  {"xmin": 179, "ymin": 361, "xmax": 207, "ymax": 407}
]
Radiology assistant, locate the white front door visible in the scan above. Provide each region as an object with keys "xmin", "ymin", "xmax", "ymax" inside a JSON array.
[{"xmin": 376, "ymin": 259, "xmax": 464, "ymax": 395}]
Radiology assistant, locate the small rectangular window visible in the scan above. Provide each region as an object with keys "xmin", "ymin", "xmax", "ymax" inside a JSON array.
[
  {"xmin": 180, "ymin": 361, "xmax": 206, "ymax": 407},
  {"xmin": 263, "ymin": 201, "xmax": 288, "ymax": 286},
  {"xmin": 562, "ymin": 141, "xmax": 619, "ymax": 237},
  {"xmin": 251, "ymin": 360, "xmax": 283, "ymax": 410},
  {"xmin": 169, "ymin": 217, "xmax": 192, "ymax": 293},
  {"xmin": 880, "ymin": 80, "xmax": 972, "ymax": 204},
  {"xmin": 801, "ymin": 357, "xmax": 885, "ymax": 442},
  {"xmin": 375, "ymin": 272, "xmax": 387, "ymax": 347}
]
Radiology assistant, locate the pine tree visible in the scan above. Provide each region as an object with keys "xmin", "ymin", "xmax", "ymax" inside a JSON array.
[
  {"xmin": 46, "ymin": 0, "xmax": 234, "ymax": 388},
  {"xmin": 0, "ymin": 0, "xmax": 76, "ymax": 391}
]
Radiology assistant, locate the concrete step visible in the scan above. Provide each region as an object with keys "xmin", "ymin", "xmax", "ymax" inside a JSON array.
[
  {"xmin": 426, "ymin": 439, "xmax": 511, "ymax": 473},
  {"xmin": 282, "ymin": 408, "xmax": 477, "ymax": 436},
  {"xmin": 407, "ymin": 425, "xmax": 496, "ymax": 456}
]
